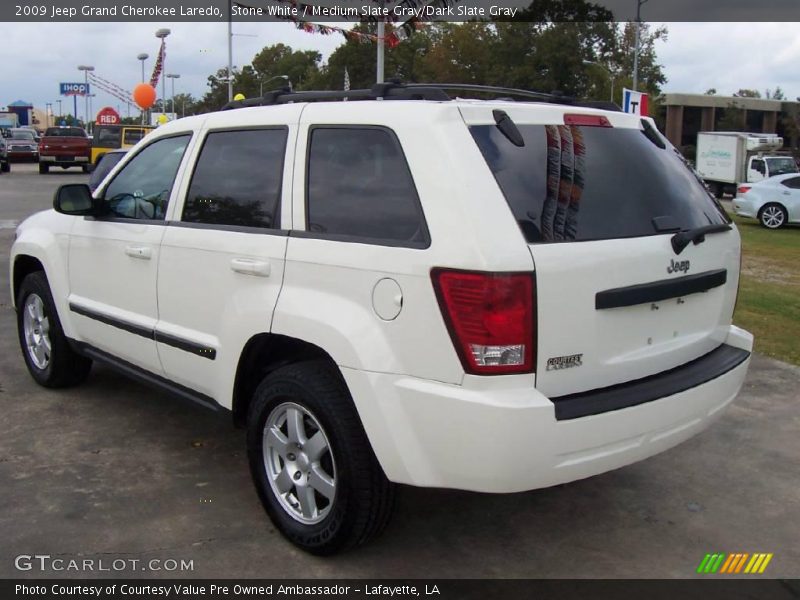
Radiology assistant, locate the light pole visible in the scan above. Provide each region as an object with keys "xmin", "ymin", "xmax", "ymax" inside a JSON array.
[
  {"xmin": 155, "ymin": 28, "xmax": 171, "ymax": 119},
  {"xmin": 56, "ymin": 99, "xmax": 62, "ymax": 123},
  {"xmin": 583, "ymin": 60, "xmax": 615, "ymax": 103},
  {"xmin": 259, "ymin": 74, "xmax": 289, "ymax": 97},
  {"xmin": 137, "ymin": 53, "xmax": 149, "ymax": 82},
  {"xmin": 77, "ymin": 65, "xmax": 94, "ymax": 127},
  {"xmin": 166, "ymin": 74, "xmax": 180, "ymax": 117},
  {"xmin": 633, "ymin": 0, "xmax": 649, "ymax": 92},
  {"xmin": 137, "ymin": 53, "xmax": 149, "ymax": 125},
  {"xmin": 87, "ymin": 93, "xmax": 96, "ymax": 132}
]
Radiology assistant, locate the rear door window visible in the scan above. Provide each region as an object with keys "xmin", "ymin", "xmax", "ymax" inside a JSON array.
[
  {"xmin": 182, "ymin": 128, "xmax": 287, "ymax": 229},
  {"xmin": 470, "ymin": 123, "xmax": 728, "ymax": 243},
  {"xmin": 305, "ymin": 127, "xmax": 428, "ymax": 246}
]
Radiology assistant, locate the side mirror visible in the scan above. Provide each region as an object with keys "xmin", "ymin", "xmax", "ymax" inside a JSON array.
[{"xmin": 53, "ymin": 184, "xmax": 95, "ymax": 216}]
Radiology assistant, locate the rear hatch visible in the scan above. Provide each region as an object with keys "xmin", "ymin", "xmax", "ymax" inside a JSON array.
[{"xmin": 461, "ymin": 105, "xmax": 740, "ymax": 398}]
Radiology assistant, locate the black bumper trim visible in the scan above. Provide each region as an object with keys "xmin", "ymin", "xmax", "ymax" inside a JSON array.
[
  {"xmin": 551, "ymin": 343, "xmax": 750, "ymax": 421},
  {"xmin": 596, "ymin": 269, "xmax": 727, "ymax": 310}
]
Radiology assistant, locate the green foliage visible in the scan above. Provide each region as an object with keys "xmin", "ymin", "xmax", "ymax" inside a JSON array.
[{"xmin": 734, "ymin": 88, "xmax": 761, "ymax": 98}]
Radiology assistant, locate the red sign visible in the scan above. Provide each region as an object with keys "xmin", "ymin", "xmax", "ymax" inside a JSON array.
[{"xmin": 96, "ymin": 106, "xmax": 120, "ymax": 125}]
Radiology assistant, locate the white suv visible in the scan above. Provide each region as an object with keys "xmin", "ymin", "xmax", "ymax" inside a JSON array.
[{"xmin": 10, "ymin": 83, "xmax": 753, "ymax": 555}]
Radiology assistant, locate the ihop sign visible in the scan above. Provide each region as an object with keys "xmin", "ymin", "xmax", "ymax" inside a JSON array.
[{"xmin": 60, "ymin": 82, "xmax": 91, "ymax": 96}]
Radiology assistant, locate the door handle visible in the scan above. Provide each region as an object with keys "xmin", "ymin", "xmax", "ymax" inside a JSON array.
[
  {"xmin": 125, "ymin": 245, "xmax": 152, "ymax": 260},
  {"xmin": 230, "ymin": 258, "xmax": 271, "ymax": 277}
]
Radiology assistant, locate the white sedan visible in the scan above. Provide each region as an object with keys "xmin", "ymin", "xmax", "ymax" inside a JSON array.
[{"xmin": 733, "ymin": 173, "xmax": 800, "ymax": 229}]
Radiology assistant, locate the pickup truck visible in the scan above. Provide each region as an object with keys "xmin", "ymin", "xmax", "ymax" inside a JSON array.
[{"xmin": 38, "ymin": 126, "xmax": 91, "ymax": 174}]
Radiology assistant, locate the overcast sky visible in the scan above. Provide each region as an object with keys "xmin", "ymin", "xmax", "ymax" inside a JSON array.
[{"xmin": 1, "ymin": 21, "xmax": 798, "ymax": 116}]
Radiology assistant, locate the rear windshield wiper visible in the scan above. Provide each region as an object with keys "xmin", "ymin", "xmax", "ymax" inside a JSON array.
[{"xmin": 671, "ymin": 223, "xmax": 732, "ymax": 255}]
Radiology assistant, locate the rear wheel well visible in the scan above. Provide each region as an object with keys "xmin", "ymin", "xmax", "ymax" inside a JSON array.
[
  {"xmin": 232, "ymin": 334, "xmax": 337, "ymax": 428},
  {"xmin": 13, "ymin": 255, "xmax": 45, "ymax": 306}
]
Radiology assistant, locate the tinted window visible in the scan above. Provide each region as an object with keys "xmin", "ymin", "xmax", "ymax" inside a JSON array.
[
  {"xmin": 470, "ymin": 124, "xmax": 727, "ymax": 243},
  {"xmin": 10, "ymin": 130, "xmax": 35, "ymax": 140},
  {"xmin": 781, "ymin": 176, "xmax": 800, "ymax": 189},
  {"xmin": 306, "ymin": 127, "xmax": 426, "ymax": 244},
  {"xmin": 45, "ymin": 127, "xmax": 86, "ymax": 137},
  {"xmin": 89, "ymin": 152, "xmax": 126, "ymax": 191},
  {"xmin": 104, "ymin": 135, "xmax": 190, "ymax": 220},
  {"xmin": 182, "ymin": 129, "xmax": 287, "ymax": 229},
  {"xmin": 123, "ymin": 128, "xmax": 147, "ymax": 145},
  {"xmin": 94, "ymin": 126, "xmax": 121, "ymax": 148}
]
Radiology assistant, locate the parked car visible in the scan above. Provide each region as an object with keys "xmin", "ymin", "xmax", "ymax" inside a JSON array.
[
  {"xmin": 38, "ymin": 126, "xmax": 91, "ymax": 173},
  {"xmin": 10, "ymin": 83, "xmax": 753, "ymax": 555},
  {"xmin": 91, "ymin": 125, "xmax": 154, "ymax": 164},
  {"xmin": 5, "ymin": 128, "xmax": 39, "ymax": 162},
  {"xmin": 88, "ymin": 149, "xmax": 126, "ymax": 192},
  {"xmin": 733, "ymin": 174, "xmax": 800, "ymax": 229},
  {"xmin": 0, "ymin": 135, "xmax": 9, "ymax": 173}
]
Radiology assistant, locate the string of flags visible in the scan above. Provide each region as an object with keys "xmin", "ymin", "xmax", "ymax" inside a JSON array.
[{"xmin": 150, "ymin": 39, "xmax": 166, "ymax": 88}]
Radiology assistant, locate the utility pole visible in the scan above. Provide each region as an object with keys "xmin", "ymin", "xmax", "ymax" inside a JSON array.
[
  {"xmin": 155, "ymin": 29, "xmax": 171, "ymax": 119},
  {"xmin": 633, "ymin": 0, "xmax": 649, "ymax": 92},
  {"xmin": 376, "ymin": 0, "xmax": 385, "ymax": 83},
  {"xmin": 167, "ymin": 74, "xmax": 180, "ymax": 117},
  {"xmin": 227, "ymin": 3, "xmax": 233, "ymax": 101}
]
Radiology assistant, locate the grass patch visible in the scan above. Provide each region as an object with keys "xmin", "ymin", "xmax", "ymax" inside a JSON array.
[{"xmin": 730, "ymin": 213, "xmax": 800, "ymax": 365}]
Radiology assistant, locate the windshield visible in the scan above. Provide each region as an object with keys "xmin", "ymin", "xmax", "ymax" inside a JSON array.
[
  {"xmin": 45, "ymin": 127, "xmax": 86, "ymax": 138},
  {"xmin": 470, "ymin": 123, "xmax": 728, "ymax": 243},
  {"xmin": 767, "ymin": 156, "xmax": 799, "ymax": 176},
  {"xmin": 10, "ymin": 130, "xmax": 35, "ymax": 140}
]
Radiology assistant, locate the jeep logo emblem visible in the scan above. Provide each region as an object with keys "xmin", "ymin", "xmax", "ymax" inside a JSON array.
[{"xmin": 668, "ymin": 259, "xmax": 690, "ymax": 274}]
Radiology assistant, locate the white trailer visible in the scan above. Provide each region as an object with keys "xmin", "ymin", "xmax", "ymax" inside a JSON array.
[{"xmin": 696, "ymin": 132, "xmax": 798, "ymax": 197}]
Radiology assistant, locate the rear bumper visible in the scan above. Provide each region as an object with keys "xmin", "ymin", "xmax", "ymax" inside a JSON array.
[
  {"xmin": 40, "ymin": 155, "xmax": 89, "ymax": 164},
  {"xmin": 343, "ymin": 325, "xmax": 753, "ymax": 493},
  {"xmin": 732, "ymin": 198, "xmax": 757, "ymax": 218}
]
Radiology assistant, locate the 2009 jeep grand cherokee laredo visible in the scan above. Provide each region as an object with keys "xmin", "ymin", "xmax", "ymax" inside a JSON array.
[{"xmin": 10, "ymin": 83, "xmax": 753, "ymax": 555}]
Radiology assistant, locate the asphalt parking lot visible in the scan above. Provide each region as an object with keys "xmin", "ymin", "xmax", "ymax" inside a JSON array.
[{"xmin": 0, "ymin": 163, "xmax": 798, "ymax": 579}]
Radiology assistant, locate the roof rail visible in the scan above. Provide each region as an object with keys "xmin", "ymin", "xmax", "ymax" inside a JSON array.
[{"xmin": 219, "ymin": 81, "xmax": 621, "ymax": 111}]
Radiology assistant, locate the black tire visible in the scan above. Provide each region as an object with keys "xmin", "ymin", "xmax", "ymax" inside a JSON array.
[
  {"xmin": 758, "ymin": 203, "xmax": 788, "ymax": 229},
  {"xmin": 38, "ymin": 163, "xmax": 49, "ymax": 174},
  {"xmin": 246, "ymin": 360, "xmax": 395, "ymax": 555},
  {"xmin": 81, "ymin": 165, "xmax": 90, "ymax": 173},
  {"xmin": 1, "ymin": 161, "xmax": 9, "ymax": 173},
  {"xmin": 16, "ymin": 271, "xmax": 92, "ymax": 388}
]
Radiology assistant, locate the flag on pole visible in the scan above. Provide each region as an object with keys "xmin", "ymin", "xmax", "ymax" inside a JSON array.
[
  {"xmin": 622, "ymin": 88, "xmax": 648, "ymax": 116},
  {"xmin": 344, "ymin": 67, "xmax": 350, "ymax": 92}
]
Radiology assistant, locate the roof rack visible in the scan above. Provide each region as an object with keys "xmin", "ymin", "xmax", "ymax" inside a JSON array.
[{"xmin": 220, "ymin": 81, "xmax": 620, "ymax": 111}]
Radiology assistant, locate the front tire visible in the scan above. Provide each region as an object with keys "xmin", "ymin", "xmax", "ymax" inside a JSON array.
[
  {"xmin": 246, "ymin": 360, "xmax": 395, "ymax": 555},
  {"xmin": 16, "ymin": 271, "xmax": 92, "ymax": 388},
  {"xmin": 759, "ymin": 203, "xmax": 787, "ymax": 229}
]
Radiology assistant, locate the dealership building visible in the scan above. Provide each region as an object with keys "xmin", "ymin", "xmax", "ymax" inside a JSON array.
[{"xmin": 662, "ymin": 93, "xmax": 800, "ymax": 149}]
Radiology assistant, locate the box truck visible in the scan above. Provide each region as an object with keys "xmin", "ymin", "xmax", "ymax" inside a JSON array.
[{"xmin": 696, "ymin": 132, "xmax": 798, "ymax": 197}]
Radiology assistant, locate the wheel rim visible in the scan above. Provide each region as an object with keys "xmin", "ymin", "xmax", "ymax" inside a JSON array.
[
  {"xmin": 762, "ymin": 206, "xmax": 785, "ymax": 228},
  {"xmin": 263, "ymin": 402, "xmax": 337, "ymax": 525},
  {"xmin": 23, "ymin": 293, "xmax": 51, "ymax": 370}
]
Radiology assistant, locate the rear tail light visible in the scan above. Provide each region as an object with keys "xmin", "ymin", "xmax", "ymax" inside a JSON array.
[
  {"xmin": 432, "ymin": 269, "xmax": 536, "ymax": 375},
  {"xmin": 737, "ymin": 186, "xmax": 751, "ymax": 195}
]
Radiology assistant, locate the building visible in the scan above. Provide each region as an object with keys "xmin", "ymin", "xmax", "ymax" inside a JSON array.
[
  {"xmin": 6, "ymin": 100, "xmax": 34, "ymax": 127},
  {"xmin": 662, "ymin": 93, "xmax": 800, "ymax": 151}
]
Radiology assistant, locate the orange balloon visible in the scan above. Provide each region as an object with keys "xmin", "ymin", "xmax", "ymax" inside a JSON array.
[{"xmin": 133, "ymin": 83, "xmax": 157, "ymax": 110}]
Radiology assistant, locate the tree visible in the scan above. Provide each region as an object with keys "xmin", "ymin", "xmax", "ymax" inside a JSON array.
[
  {"xmin": 734, "ymin": 89, "xmax": 761, "ymax": 98},
  {"xmin": 766, "ymin": 86, "xmax": 785, "ymax": 100},
  {"xmin": 705, "ymin": 88, "xmax": 717, "ymax": 95},
  {"xmin": 717, "ymin": 102, "xmax": 745, "ymax": 130}
]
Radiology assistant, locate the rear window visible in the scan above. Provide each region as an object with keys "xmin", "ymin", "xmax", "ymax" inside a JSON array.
[
  {"xmin": 45, "ymin": 127, "xmax": 86, "ymax": 138},
  {"xmin": 470, "ymin": 123, "xmax": 728, "ymax": 243},
  {"xmin": 94, "ymin": 126, "xmax": 121, "ymax": 148},
  {"xmin": 123, "ymin": 128, "xmax": 147, "ymax": 145}
]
